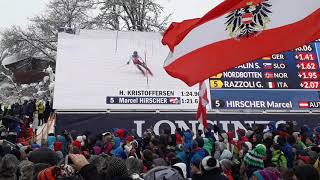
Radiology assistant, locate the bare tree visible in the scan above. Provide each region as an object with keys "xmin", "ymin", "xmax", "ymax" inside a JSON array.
[
  {"xmin": 0, "ymin": 0, "xmax": 95, "ymax": 61},
  {"xmin": 93, "ymin": 0, "xmax": 171, "ymax": 31}
]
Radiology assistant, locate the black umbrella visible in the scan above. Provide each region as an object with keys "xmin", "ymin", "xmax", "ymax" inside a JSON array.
[{"xmin": 2, "ymin": 115, "xmax": 23, "ymax": 124}]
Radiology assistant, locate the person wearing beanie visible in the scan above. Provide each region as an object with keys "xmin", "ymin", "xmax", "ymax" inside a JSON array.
[
  {"xmin": 243, "ymin": 144, "xmax": 266, "ymax": 178},
  {"xmin": 144, "ymin": 166, "xmax": 184, "ymax": 180},
  {"xmin": 173, "ymin": 162, "xmax": 187, "ymax": 179},
  {"xmin": 53, "ymin": 141, "xmax": 63, "ymax": 152},
  {"xmin": 200, "ymin": 156, "xmax": 227, "ymax": 180},
  {"xmin": 28, "ymin": 148, "xmax": 59, "ymax": 166},
  {"xmin": 72, "ymin": 140, "xmax": 82, "ymax": 150},
  {"xmin": 252, "ymin": 167, "xmax": 280, "ymax": 180}
]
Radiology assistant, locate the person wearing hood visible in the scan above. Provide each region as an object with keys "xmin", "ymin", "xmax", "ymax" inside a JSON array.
[
  {"xmin": 175, "ymin": 144, "xmax": 187, "ymax": 164},
  {"xmin": 200, "ymin": 156, "xmax": 227, "ymax": 180},
  {"xmin": 47, "ymin": 134, "xmax": 56, "ymax": 151},
  {"xmin": 183, "ymin": 129, "xmax": 193, "ymax": 150}
]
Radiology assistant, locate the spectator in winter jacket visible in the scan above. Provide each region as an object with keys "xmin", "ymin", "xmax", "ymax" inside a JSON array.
[
  {"xmin": 271, "ymin": 144, "xmax": 288, "ymax": 168},
  {"xmin": 200, "ymin": 156, "xmax": 227, "ymax": 180},
  {"xmin": 243, "ymin": 144, "xmax": 266, "ymax": 178},
  {"xmin": 191, "ymin": 159, "xmax": 202, "ymax": 180},
  {"xmin": 220, "ymin": 159, "xmax": 234, "ymax": 180},
  {"xmin": 27, "ymin": 100, "xmax": 36, "ymax": 119},
  {"xmin": 183, "ymin": 129, "xmax": 193, "ymax": 150},
  {"xmin": 252, "ymin": 167, "xmax": 280, "ymax": 180},
  {"xmin": 0, "ymin": 154, "xmax": 20, "ymax": 180},
  {"xmin": 36, "ymin": 101, "xmax": 45, "ymax": 126},
  {"xmin": 43, "ymin": 101, "xmax": 52, "ymax": 123}
]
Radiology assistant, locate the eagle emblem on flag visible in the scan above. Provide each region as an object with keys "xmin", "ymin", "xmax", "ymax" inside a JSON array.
[{"xmin": 225, "ymin": 0, "xmax": 272, "ymax": 39}]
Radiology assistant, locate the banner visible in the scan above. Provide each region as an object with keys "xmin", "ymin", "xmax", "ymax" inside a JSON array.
[
  {"xmin": 56, "ymin": 113, "xmax": 320, "ymax": 137},
  {"xmin": 54, "ymin": 31, "xmax": 198, "ymax": 110}
]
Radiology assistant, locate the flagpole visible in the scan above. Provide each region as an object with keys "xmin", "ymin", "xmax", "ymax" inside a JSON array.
[{"xmin": 145, "ymin": 51, "xmax": 149, "ymax": 89}]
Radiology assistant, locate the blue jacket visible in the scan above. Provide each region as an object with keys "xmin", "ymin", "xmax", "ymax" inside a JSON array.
[{"xmin": 282, "ymin": 143, "xmax": 293, "ymax": 168}]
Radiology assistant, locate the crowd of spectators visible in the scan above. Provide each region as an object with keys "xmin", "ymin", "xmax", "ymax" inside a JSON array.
[{"xmin": 0, "ymin": 115, "xmax": 320, "ymax": 180}]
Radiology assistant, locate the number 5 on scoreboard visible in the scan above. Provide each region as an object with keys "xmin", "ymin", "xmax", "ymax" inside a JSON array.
[{"xmin": 210, "ymin": 80, "xmax": 223, "ymax": 88}]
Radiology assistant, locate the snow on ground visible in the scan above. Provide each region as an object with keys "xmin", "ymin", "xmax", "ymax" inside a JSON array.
[{"xmin": 54, "ymin": 30, "xmax": 198, "ymax": 110}]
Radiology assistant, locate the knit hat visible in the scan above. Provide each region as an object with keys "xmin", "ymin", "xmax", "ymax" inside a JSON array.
[
  {"xmin": 263, "ymin": 132, "xmax": 273, "ymax": 140},
  {"xmin": 28, "ymin": 148, "xmax": 59, "ymax": 166},
  {"xmin": 72, "ymin": 140, "xmax": 81, "ymax": 149},
  {"xmin": 219, "ymin": 149, "xmax": 232, "ymax": 160},
  {"xmin": 18, "ymin": 160, "xmax": 34, "ymax": 180},
  {"xmin": 244, "ymin": 144, "xmax": 266, "ymax": 169},
  {"xmin": 144, "ymin": 166, "xmax": 184, "ymax": 180},
  {"xmin": 115, "ymin": 129, "xmax": 125, "ymax": 138},
  {"xmin": 244, "ymin": 142, "xmax": 253, "ymax": 151},
  {"xmin": 253, "ymin": 167, "xmax": 280, "ymax": 180},
  {"xmin": 201, "ymin": 156, "xmax": 220, "ymax": 172},
  {"xmin": 173, "ymin": 163, "xmax": 187, "ymax": 179},
  {"xmin": 126, "ymin": 136, "xmax": 135, "ymax": 143},
  {"xmin": 53, "ymin": 142, "xmax": 63, "ymax": 152},
  {"xmin": 92, "ymin": 146, "xmax": 101, "ymax": 155},
  {"xmin": 292, "ymin": 132, "xmax": 300, "ymax": 139}
]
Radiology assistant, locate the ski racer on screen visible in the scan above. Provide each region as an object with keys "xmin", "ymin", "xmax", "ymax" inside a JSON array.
[{"xmin": 127, "ymin": 51, "xmax": 153, "ymax": 76}]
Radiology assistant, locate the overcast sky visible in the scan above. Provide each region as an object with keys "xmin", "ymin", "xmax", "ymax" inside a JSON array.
[{"xmin": 0, "ymin": 0, "xmax": 223, "ymax": 30}]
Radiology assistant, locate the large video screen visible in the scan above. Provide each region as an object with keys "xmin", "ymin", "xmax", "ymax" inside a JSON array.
[
  {"xmin": 53, "ymin": 30, "xmax": 199, "ymax": 110},
  {"xmin": 210, "ymin": 40, "xmax": 320, "ymax": 111}
]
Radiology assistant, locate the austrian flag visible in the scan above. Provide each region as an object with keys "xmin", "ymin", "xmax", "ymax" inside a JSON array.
[
  {"xmin": 162, "ymin": 0, "xmax": 320, "ymax": 86},
  {"xmin": 196, "ymin": 81, "xmax": 209, "ymax": 128}
]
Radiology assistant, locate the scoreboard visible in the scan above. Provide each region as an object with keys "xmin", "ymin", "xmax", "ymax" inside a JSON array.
[{"xmin": 210, "ymin": 40, "xmax": 320, "ymax": 111}]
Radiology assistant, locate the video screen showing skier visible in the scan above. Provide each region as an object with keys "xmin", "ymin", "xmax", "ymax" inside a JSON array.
[{"xmin": 127, "ymin": 51, "xmax": 153, "ymax": 76}]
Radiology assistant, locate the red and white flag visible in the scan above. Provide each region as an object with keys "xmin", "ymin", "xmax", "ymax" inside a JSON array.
[
  {"xmin": 196, "ymin": 81, "xmax": 209, "ymax": 128},
  {"xmin": 162, "ymin": 0, "xmax": 320, "ymax": 86},
  {"xmin": 299, "ymin": 102, "xmax": 309, "ymax": 108},
  {"xmin": 264, "ymin": 72, "xmax": 274, "ymax": 79}
]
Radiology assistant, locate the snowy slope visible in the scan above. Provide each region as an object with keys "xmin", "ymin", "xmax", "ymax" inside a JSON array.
[{"xmin": 54, "ymin": 30, "xmax": 198, "ymax": 110}]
